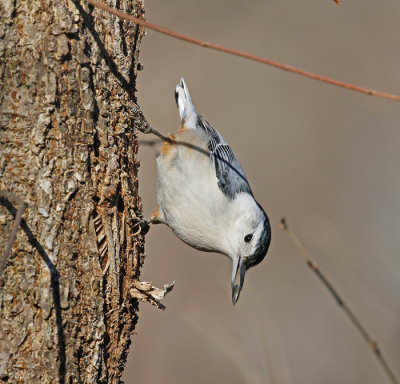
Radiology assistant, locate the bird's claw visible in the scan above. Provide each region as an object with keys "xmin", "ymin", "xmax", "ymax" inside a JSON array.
[{"xmin": 130, "ymin": 212, "xmax": 151, "ymax": 235}]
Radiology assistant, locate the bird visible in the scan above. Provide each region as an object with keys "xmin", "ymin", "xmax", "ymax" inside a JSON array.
[{"xmin": 150, "ymin": 78, "xmax": 271, "ymax": 304}]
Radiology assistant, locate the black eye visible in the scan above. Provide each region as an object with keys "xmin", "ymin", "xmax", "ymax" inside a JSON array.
[{"xmin": 244, "ymin": 234, "xmax": 253, "ymax": 243}]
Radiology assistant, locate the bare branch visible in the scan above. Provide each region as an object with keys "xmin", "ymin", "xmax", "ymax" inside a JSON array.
[
  {"xmin": 0, "ymin": 191, "xmax": 28, "ymax": 277},
  {"xmin": 130, "ymin": 280, "xmax": 175, "ymax": 310},
  {"xmin": 280, "ymin": 218, "xmax": 399, "ymax": 384},
  {"xmin": 84, "ymin": 0, "xmax": 400, "ymax": 102}
]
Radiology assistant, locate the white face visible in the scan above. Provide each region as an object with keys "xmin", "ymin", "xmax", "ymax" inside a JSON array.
[
  {"xmin": 227, "ymin": 193, "xmax": 267, "ymax": 261},
  {"xmin": 227, "ymin": 193, "xmax": 270, "ymax": 304},
  {"xmin": 225, "ymin": 193, "xmax": 270, "ymax": 304}
]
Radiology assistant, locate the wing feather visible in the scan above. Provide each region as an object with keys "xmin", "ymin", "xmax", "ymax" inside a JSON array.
[{"xmin": 196, "ymin": 115, "xmax": 252, "ymax": 199}]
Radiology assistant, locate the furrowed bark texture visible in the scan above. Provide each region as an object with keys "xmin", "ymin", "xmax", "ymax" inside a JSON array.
[{"xmin": 0, "ymin": 0, "xmax": 153, "ymax": 382}]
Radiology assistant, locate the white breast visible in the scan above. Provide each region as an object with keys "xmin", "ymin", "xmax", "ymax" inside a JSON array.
[{"xmin": 156, "ymin": 129, "xmax": 231, "ymax": 255}]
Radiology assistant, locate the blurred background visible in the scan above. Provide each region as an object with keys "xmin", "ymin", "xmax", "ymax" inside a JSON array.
[{"xmin": 123, "ymin": 0, "xmax": 400, "ymax": 383}]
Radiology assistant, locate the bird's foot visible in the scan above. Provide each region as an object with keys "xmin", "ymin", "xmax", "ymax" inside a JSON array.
[{"xmin": 130, "ymin": 211, "xmax": 152, "ymax": 235}]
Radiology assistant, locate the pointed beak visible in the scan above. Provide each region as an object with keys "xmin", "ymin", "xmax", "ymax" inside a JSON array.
[{"xmin": 231, "ymin": 256, "xmax": 246, "ymax": 305}]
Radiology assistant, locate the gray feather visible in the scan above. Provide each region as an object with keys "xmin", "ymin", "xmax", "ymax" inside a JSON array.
[{"xmin": 196, "ymin": 115, "xmax": 252, "ymax": 199}]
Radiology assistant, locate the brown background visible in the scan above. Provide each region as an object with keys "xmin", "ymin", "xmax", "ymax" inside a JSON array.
[{"xmin": 123, "ymin": 1, "xmax": 400, "ymax": 383}]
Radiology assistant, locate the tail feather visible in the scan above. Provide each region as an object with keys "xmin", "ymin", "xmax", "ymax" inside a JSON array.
[{"xmin": 175, "ymin": 78, "xmax": 197, "ymax": 128}]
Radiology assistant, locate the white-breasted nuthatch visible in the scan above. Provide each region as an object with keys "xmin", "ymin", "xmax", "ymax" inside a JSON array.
[{"xmin": 151, "ymin": 78, "xmax": 271, "ymax": 304}]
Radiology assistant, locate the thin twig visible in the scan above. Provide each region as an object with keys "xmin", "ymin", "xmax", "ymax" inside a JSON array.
[
  {"xmin": 83, "ymin": 0, "xmax": 400, "ymax": 102},
  {"xmin": 0, "ymin": 191, "xmax": 28, "ymax": 277},
  {"xmin": 138, "ymin": 139, "xmax": 160, "ymax": 146},
  {"xmin": 280, "ymin": 218, "xmax": 399, "ymax": 384},
  {"xmin": 121, "ymin": 103, "xmax": 170, "ymax": 141}
]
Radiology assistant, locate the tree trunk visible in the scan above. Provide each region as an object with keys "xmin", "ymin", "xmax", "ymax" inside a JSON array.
[{"xmin": 0, "ymin": 0, "xmax": 164, "ymax": 382}]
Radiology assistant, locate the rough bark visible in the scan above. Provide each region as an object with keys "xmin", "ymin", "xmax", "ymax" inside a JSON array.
[{"xmin": 0, "ymin": 0, "xmax": 162, "ymax": 382}]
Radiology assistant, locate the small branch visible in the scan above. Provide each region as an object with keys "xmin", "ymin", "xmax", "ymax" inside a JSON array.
[
  {"xmin": 122, "ymin": 103, "xmax": 170, "ymax": 141},
  {"xmin": 0, "ymin": 191, "xmax": 28, "ymax": 277},
  {"xmin": 137, "ymin": 139, "xmax": 160, "ymax": 147},
  {"xmin": 280, "ymin": 218, "xmax": 399, "ymax": 384},
  {"xmin": 130, "ymin": 280, "xmax": 175, "ymax": 310},
  {"xmin": 83, "ymin": 0, "xmax": 400, "ymax": 102}
]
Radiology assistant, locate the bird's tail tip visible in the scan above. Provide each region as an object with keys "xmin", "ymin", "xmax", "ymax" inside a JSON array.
[{"xmin": 175, "ymin": 77, "xmax": 196, "ymax": 123}]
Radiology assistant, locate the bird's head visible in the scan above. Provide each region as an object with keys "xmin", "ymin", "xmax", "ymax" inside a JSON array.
[{"xmin": 225, "ymin": 193, "xmax": 271, "ymax": 305}]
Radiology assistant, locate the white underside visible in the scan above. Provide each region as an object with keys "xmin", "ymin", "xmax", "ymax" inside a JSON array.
[{"xmin": 156, "ymin": 129, "xmax": 233, "ymax": 256}]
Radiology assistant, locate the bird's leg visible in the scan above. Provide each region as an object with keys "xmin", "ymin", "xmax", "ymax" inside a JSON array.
[
  {"xmin": 130, "ymin": 207, "xmax": 162, "ymax": 235},
  {"xmin": 150, "ymin": 206, "xmax": 163, "ymax": 224},
  {"xmin": 130, "ymin": 211, "xmax": 151, "ymax": 235}
]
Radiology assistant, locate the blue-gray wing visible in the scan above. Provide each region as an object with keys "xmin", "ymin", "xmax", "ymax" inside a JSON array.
[{"xmin": 197, "ymin": 115, "xmax": 252, "ymax": 199}]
